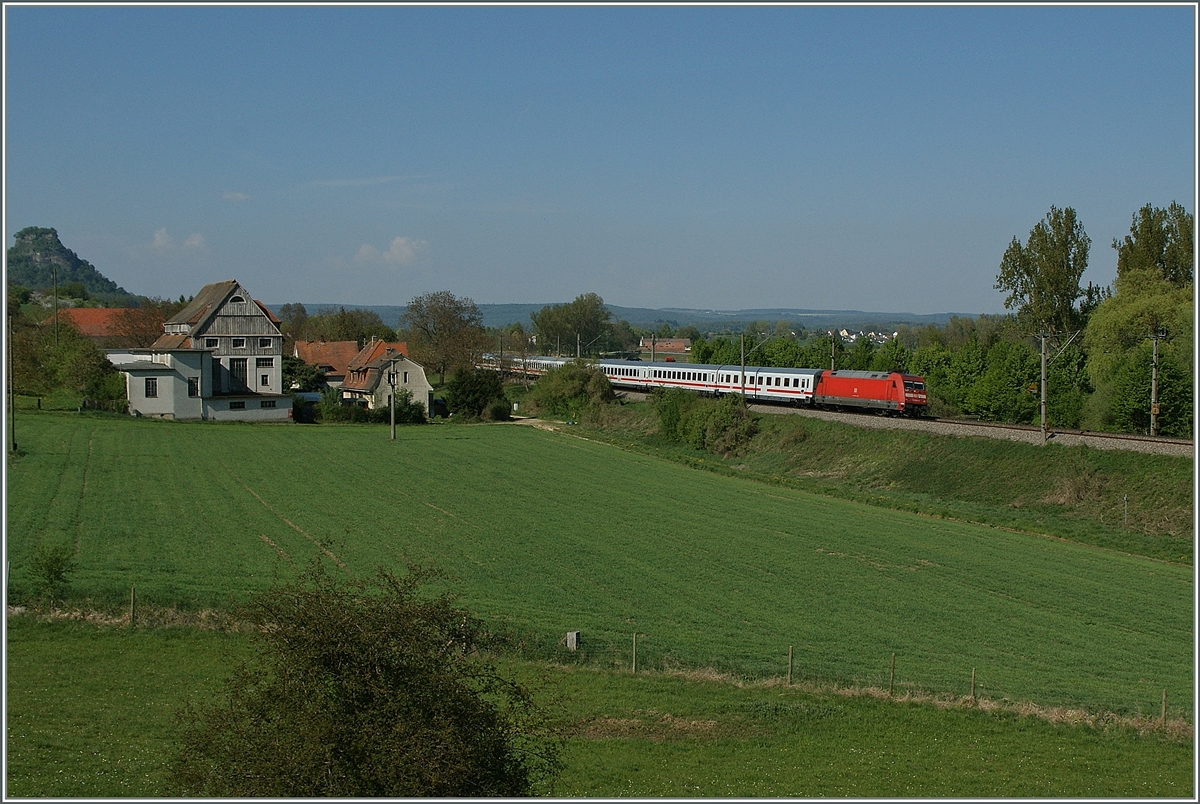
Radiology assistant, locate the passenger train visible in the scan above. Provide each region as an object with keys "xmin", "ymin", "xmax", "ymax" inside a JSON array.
[{"xmin": 486, "ymin": 355, "xmax": 928, "ymax": 416}]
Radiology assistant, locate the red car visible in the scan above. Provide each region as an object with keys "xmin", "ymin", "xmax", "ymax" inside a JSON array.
[{"xmin": 812, "ymin": 370, "xmax": 927, "ymax": 416}]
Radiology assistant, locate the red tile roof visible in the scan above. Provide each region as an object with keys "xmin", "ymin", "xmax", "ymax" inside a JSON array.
[
  {"xmin": 58, "ymin": 307, "xmax": 131, "ymax": 338},
  {"xmin": 347, "ymin": 339, "xmax": 409, "ymax": 370},
  {"xmin": 293, "ymin": 340, "xmax": 361, "ymax": 377}
]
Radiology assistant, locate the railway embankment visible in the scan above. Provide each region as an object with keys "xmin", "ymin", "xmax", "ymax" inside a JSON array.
[{"xmin": 571, "ymin": 393, "xmax": 1194, "ymax": 566}]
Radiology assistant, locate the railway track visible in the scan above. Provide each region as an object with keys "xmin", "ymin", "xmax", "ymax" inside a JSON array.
[{"xmin": 618, "ymin": 390, "xmax": 1192, "ymax": 456}]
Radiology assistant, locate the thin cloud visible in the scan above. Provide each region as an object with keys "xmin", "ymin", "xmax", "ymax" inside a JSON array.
[
  {"xmin": 222, "ymin": 191, "xmax": 250, "ymax": 202},
  {"xmin": 149, "ymin": 228, "xmax": 205, "ymax": 252},
  {"xmin": 151, "ymin": 228, "xmax": 173, "ymax": 249},
  {"xmin": 311, "ymin": 174, "xmax": 422, "ymax": 188},
  {"xmin": 354, "ymin": 236, "xmax": 427, "ymax": 266}
]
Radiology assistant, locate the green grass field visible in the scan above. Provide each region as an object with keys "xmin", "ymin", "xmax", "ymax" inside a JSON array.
[
  {"xmin": 6, "ymin": 412, "xmax": 1192, "ymax": 717},
  {"xmin": 5, "ymin": 619, "xmax": 1192, "ymax": 798}
]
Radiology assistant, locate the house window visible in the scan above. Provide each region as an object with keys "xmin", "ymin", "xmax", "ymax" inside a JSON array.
[
  {"xmin": 205, "ymin": 338, "xmax": 219, "ymax": 348},
  {"xmin": 229, "ymin": 295, "xmax": 245, "ymax": 304},
  {"xmin": 229, "ymin": 401, "xmax": 245, "ymax": 410},
  {"xmin": 232, "ymin": 338, "xmax": 246, "ymax": 349},
  {"xmin": 188, "ymin": 377, "xmax": 199, "ymax": 397},
  {"xmin": 230, "ymin": 358, "xmax": 248, "ymax": 391},
  {"xmin": 259, "ymin": 338, "xmax": 271, "ymax": 348},
  {"xmin": 256, "ymin": 357, "xmax": 273, "ymax": 368},
  {"xmin": 261, "ymin": 400, "xmax": 276, "ymax": 409},
  {"xmin": 261, "ymin": 374, "xmax": 270, "ymax": 387},
  {"xmin": 145, "ymin": 377, "xmax": 158, "ymax": 398},
  {"xmin": 403, "ymin": 371, "xmax": 409, "ymax": 383}
]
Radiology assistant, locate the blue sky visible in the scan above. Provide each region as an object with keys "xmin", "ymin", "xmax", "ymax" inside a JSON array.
[{"xmin": 4, "ymin": 4, "xmax": 1195, "ymax": 315}]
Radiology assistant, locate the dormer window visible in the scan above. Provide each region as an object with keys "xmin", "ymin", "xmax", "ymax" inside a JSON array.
[
  {"xmin": 229, "ymin": 295, "xmax": 245, "ymax": 304},
  {"xmin": 232, "ymin": 338, "xmax": 246, "ymax": 349}
]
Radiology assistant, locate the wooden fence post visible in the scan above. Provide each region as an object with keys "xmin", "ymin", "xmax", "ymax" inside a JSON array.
[
  {"xmin": 971, "ymin": 668, "xmax": 976, "ymax": 701},
  {"xmin": 787, "ymin": 645, "xmax": 793, "ymax": 686},
  {"xmin": 129, "ymin": 586, "xmax": 136, "ymax": 628},
  {"xmin": 632, "ymin": 632, "xmax": 637, "ymax": 674},
  {"xmin": 888, "ymin": 653, "xmax": 896, "ymax": 697},
  {"xmin": 1162, "ymin": 689, "xmax": 1167, "ymax": 730}
]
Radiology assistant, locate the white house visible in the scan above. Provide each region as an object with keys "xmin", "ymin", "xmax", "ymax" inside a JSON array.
[
  {"xmin": 109, "ymin": 280, "xmax": 292, "ymax": 421},
  {"xmin": 339, "ymin": 338, "xmax": 435, "ymax": 413}
]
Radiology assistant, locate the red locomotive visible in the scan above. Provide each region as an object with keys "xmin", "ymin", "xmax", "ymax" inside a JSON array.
[{"xmin": 811, "ymin": 370, "xmax": 927, "ymax": 416}]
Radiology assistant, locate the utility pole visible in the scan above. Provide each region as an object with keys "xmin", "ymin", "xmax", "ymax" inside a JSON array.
[
  {"xmin": 650, "ymin": 334, "xmax": 656, "ymax": 363},
  {"xmin": 829, "ymin": 331, "xmax": 836, "ymax": 370},
  {"xmin": 1040, "ymin": 334, "xmax": 1048, "ymax": 446},
  {"xmin": 576, "ymin": 332, "xmax": 581, "ymax": 359},
  {"xmin": 8, "ymin": 304, "xmax": 16, "ymax": 454},
  {"xmin": 1149, "ymin": 331, "xmax": 1162, "ymax": 437},
  {"xmin": 740, "ymin": 333, "xmax": 746, "ymax": 395},
  {"xmin": 387, "ymin": 367, "xmax": 397, "ymax": 441},
  {"xmin": 52, "ymin": 263, "xmax": 59, "ymax": 346}
]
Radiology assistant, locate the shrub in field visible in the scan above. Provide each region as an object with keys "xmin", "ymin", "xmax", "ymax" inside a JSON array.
[
  {"xmin": 26, "ymin": 538, "xmax": 77, "ymax": 601},
  {"xmin": 169, "ymin": 562, "xmax": 559, "ymax": 797},
  {"xmin": 650, "ymin": 387, "xmax": 693, "ymax": 441},
  {"xmin": 526, "ymin": 361, "xmax": 614, "ymax": 417},
  {"xmin": 484, "ymin": 399, "xmax": 512, "ymax": 422},
  {"xmin": 654, "ymin": 390, "xmax": 758, "ymax": 455},
  {"xmin": 315, "ymin": 387, "xmax": 425, "ymax": 425},
  {"xmin": 679, "ymin": 393, "xmax": 758, "ymax": 455},
  {"xmin": 445, "ymin": 367, "xmax": 506, "ymax": 420}
]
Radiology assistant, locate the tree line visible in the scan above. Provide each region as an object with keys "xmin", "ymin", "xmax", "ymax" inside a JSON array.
[{"xmin": 690, "ymin": 202, "xmax": 1193, "ymax": 437}]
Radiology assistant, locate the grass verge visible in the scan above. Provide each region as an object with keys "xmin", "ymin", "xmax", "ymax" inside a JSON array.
[{"xmin": 5, "ymin": 615, "xmax": 1192, "ymax": 798}]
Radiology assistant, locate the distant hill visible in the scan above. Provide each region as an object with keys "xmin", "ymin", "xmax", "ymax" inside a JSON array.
[
  {"xmin": 266, "ymin": 302, "xmax": 977, "ymax": 333},
  {"xmin": 6, "ymin": 226, "xmax": 132, "ymax": 300}
]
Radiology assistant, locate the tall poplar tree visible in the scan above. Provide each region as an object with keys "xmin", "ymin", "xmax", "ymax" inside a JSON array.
[{"xmin": 995, "ymin": 205, "xmax": 1090, "ymax": 338}]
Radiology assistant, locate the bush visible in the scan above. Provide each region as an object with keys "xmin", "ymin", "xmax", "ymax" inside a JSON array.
[
  {"xmin": 653, "ymin": 390, "xmax": 758, "ymax": 456},
  {"xmin": 650, "ymin": 387, "xmax": 694, "ymax": 441},
  {"xmin": 527, "ymin": 361, "xmax": 615, "ymax": 417},
  {"xmin": 169, "ymin": 562, "xmax": 559, "ymax": 797},
  {"xmin": 680, "ymin": 392, "xmax": 758, "ymax": 455},
  {"xmin": 26, "ymin": 538, "xmax": 77, "ymax": 601},
  {"xmin": 484, "ymin": 399, "xmax": 512, "ymax": 422},
  {"xmin": 445, "ymin": 368, "xmax": 505, "ymax": 419}
]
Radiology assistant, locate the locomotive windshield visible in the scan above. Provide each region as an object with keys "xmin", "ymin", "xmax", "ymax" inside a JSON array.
[{"xmin": 903, "ymin": 380, "xmax": 925, "ymax": 391}]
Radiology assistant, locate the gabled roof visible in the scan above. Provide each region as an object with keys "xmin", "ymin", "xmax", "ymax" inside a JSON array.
[
  {"xmin": 58, "ymin": 307, "xmax": 131, "ymax": 338},
  {"xmin": 293, "ymin": 340, "xmax": 361, "ymax": 376},
  {"xmin": 347, "ymin": 339, "xmax": 409, "ymax": 370},
  {"xmin": 163, "ymin": 280, "xmax": 280, "ymax": 335},
  {"xmin": 166, "ymin": 280, "xmax": 238, "ymax": 329}
]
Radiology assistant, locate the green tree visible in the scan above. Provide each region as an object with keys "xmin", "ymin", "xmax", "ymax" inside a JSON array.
[
  {"xmin": 962, "ymin": 340, "xmax": 1039, "ymax": 423},
  {"xmin": 169, "ymin": 562, "xmax": 559, "ymax": 796},
  {"xmin": 1113, "ymin": 201, "xmax": 1194, "ymax": 287},
  {"xmin": 530, "ymin": 293, "xmax": 611, "ymax": 357},
  {"xmin": 870, "ymin": 338, "xmax": 910, "ymax": 374},
  {"xmin": 402, "ymin": 291, "xmax": 487, "ymax": 385},
  {"xmin": 846, "ymin": 337, "xmax": 875, "ymax": 370},
  {"xmin": 940, "ymin": 335, "xmax": 987, "ymax": 412},
  {"xmin": 995, "ymin": 205, "xmax": 1091, "ymax": 337},
  {"xmin": 1105, "ymin": 341, "xmax": 1192, "ymax": 438},
  {"xmin": 282, "ymin": 354, "xmax": 327, "ymax": 392},
  {"xmin": 1083, "ymin": 203, "xmax": 1193, "ymax": 434}
]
